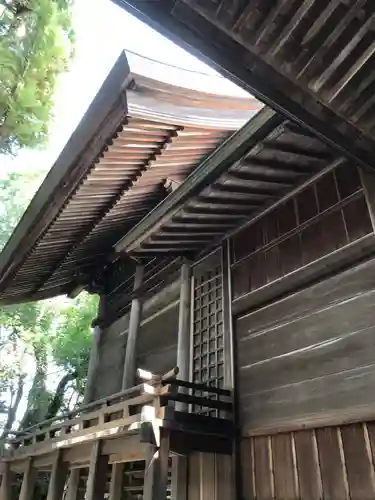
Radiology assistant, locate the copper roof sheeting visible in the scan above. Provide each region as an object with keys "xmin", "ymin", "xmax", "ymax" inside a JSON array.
[{"xmin": 0, "ymin": 52, "xmax": 260, "ymax": 304}]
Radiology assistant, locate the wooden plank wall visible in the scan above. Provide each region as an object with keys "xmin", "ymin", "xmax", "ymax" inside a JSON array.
[
  {"xmin": 236, "ymin": 254, "xmax": 375, "ymax": 434},
  {"xmin": 242, "ymin": 421, "xmax": 375, "ymax": 500},
  {"xmin": 188, "ymin": 453, "xmax": 234, "ymax": 500},
  {"xmin": 231, "ymin": 164, "xmax": 372, "ymax": 300},
  {"xmin": 92, "ymin": 278, "xmax": 180, "ymax": 400}
]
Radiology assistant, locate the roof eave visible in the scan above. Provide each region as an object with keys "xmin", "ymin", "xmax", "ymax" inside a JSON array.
[
  {"xmin": 0, "ymin": 51, "xmax": 131, "ymax": 292},
  {"xmin": 114, "ymin": 107, "xmax": 281, "ymax": 255}
]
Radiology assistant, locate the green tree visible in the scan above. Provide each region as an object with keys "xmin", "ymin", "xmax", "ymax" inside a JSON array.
[
  {"xmin": 0, "ymin": 171, "xmax": 97, "ymax": 438},
  {"xmin": 0, "ymin": 0, "xmax": 75, "ymax": 154}
]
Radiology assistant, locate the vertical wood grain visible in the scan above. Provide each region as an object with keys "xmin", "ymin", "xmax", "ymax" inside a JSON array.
[
  {"xmin": 216, "ymin": 454, "xmax": 234, "ymax": 500},
  {"xmin": 253, "ymin": 436, "xmax": 274, "ymax": 500},
  {"xmin": 341, "ymin": 423, "xmax": 375, "ymax": 499},
  {"xmin": 241, "ymin": 439, "xmax": 255, "ymax": 500},
  {"xmin": 188, "ymin": 453, "xmax": 201, "ymax": 500},
  {"xmin": 201, "ymin": 453, "xmax": 215, "ymax": 500},
  {"xmin": 272, "ymin": 433, "xmax": 297, "ymax": 500},
  {"xmin": 315, "ymin": 427, "xmax": 349, "ymax": 500},
  {"xmin": 294, "ymin": 430, "xmax": 322, "ymax": 500}
]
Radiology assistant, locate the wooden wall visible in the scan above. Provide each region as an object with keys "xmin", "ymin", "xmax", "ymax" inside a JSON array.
[
  {"xmin": 188, "ymin": 453, "xmax": 234, "ymax": 500},
  {"xmin": 242, "ymin": 421, "xmax": 375, "ymax": 500},
  {"xmin": 235, "ymin": 255, "xmax": 375, "ymax": 434},
  {"xmin": 231, "ymin": 164, "xmax": 372, "ymax": 301},
  {"xmin": 91, "ymin": 277, "xmax": 180, "ymax": 400}
]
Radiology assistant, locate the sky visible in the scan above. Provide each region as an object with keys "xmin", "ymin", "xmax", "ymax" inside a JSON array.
[{"xmin": 1, "ymin": 0, "xmax": 250, "ymax": 181}]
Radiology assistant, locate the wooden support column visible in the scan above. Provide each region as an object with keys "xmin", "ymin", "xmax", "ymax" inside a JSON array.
[
  {"xmin": 0, "ymin": 462, "xmax": 14, "ymax": 500},
  {"xmin": 177, "ymin": 260, "xmax": 191, "ymax": 386},
  {"xmin": 108, "ymin": 462, "xmax": 124, "ymax": 500},
  {"xmin": 47, "ymin": 451, "xmax": 69, "ymax": 500},
  {"xmin": 85, "ymin": 441, "xmax": 109, "ymax": 500},
  {"xmin": 171, "ymin": 261, "xmax": 191, "ymax": 500},
  {"xmin": 143, "ymin": 431, "xmax": 171, "ymax": 500},
  {"xmin": 65, "ymin": 469, "xmax": 81, "ymax": 500},
  {"xmin": 122, "ymin": 264, "xmax": 144, "ymax": 390},
  {"xmin": 19, "ymin": 458, "xmax": 36, "ymax": 500},
  {"xmin": 84, "ymin": 296, "xmax": 106, "ymax": 404}
]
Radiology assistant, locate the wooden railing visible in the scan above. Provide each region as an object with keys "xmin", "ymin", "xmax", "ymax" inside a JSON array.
[
  {"xmin": 1, "ymin": 383, "xmax": 153, "ymax": 461},
  {"xmin": 1, "ymin": 369, "xmax": 234, "ymax": 462}
]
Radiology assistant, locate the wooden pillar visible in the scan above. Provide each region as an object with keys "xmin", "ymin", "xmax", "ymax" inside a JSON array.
[
  {"xmin": 143, "ymin": 430, "xmax": 170, "ymax": 500},
  {"xmin": 47, "ymin": 451, "xmax": 69, "ymax": 500},
  {"xmin": 85, "ymin": 441, "xmax": 109, "ymax": 500},
  {"xmin": 0, "ymin": 462, "xmax": 14, "ymax": 500},
  {"xmin": 65, "ymin": 469, "xmax": 81, "ymax": 500},
  {"xmin": 122, "ymin": 265, "xmax": 144, "ymax": 390},
  {"xmin": 176, "ymin": 261, "xmax": 191, "ymax": 384},
  {"xmin": 19, "ymin": 458, "xmax": 36, "ymax": 500},
  {"xmin": 171, "ymin": 261, "xmax": 191, "ymax": 500},
  {"xmin": 84, "ymin": 296, "xmax": 105, "ymax": 404},
  {"xmin": 221, "ymin": 240, "xmax": 234, "ymax": 388},
  {"xmin": 108, "ymin": 462, "xmax": 124, "ymax": 500}
]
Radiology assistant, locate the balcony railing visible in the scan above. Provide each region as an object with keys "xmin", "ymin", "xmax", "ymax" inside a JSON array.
[{"xmin": 1, "ymin": 368, "xmax": 234, "ymax": 462}]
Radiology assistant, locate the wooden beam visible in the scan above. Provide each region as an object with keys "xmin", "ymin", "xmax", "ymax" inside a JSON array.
[
  {"xmin": 0, "ymin": 462, "xmax": 14, "ymax": 500},
  {"xmin": 108, "ymin": 463, "xmax": 124, "ymax": 500},
  {"xmin": 85, "ymin": 441, "xmax": 109, "ymax": 500},
  {"xmin": 19, "ymin": 458, "xmax": 36, "ymax": 500},
  {"xmin": 122, "ymin": 265, "xmax": 144, "ymax": 389},
  {"xmin": 65, "ymin": 469, "xmax": 81, "ymax": 500},
  {"xmin": 46, "ymin": 451, "xmax": 69, "ymax": 500}
]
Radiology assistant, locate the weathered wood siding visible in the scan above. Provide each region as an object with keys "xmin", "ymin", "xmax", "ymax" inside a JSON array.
[
  {"xmin": 188, "ymin": 453, "xmax": 234, "ymax": 500},
  {"xmin": 236, "ymin": 255, "xmax": 375, "ymax": 434},
  {"xmin": 231, "ymin": 164, "xmax": 372, "ymax": 301},
  {"xmin": 242, "ymin": 421, "xmax": 375, "ymax": 500},
  {"xmin": 136, "ymin": 302, "xmax": 179, "ymax": 375},
  {"xmin": 92, "ymin": 277, "xmax": 180, "ymax": 400}
]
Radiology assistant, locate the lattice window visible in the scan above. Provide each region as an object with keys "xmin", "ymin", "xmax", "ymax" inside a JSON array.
[{"xmin": 192, "ymin": 252, "xmax": 224, "ymax": 416}]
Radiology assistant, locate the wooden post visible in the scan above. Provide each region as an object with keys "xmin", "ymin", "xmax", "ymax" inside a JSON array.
[
  {"xmin": 155, "ymin": 429, "xmax": 171, "ymax": 500},
  {"xmin": 177, "ymin": 261, "xmax": 191, "ymax": 386},
  {"xmin": 0, "ymin": 462, "xmax": 14, "ymax": 500},
  {"xmin": 108, "ymin": 462, "xmax": 124, "ymax": 500},
  {"xmin": 47, "ymin": 450, "xmax": 69, "ymax": 500},
  {"xmin": 84, "ymin": 296, "xmax": 105, "ymax": 404},
  {"xmin": 171, "ymin": 261, "xmax": 191, "ymax": 500},
  {"xmin": 19, "ymin": 458, "xmax": 36, "ymax": 500},
  {"xmin": 143, "ymin": 431, "xmax": 170, "ymax": 500},
  {"xmin": 122, "ymin": 265, "xmax": 144, "ymax": 390},
  {"xmin": 65, "ymin": 469, "xmax": 81, "ymax": 500},
  {"xmin": 85, "ymin": 441, "xmax": 109, "ymax": 500}
]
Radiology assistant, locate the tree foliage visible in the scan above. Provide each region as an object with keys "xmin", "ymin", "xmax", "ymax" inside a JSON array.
[
  {"xmin": 0, "ymin": 0, "xmax": 75, "ymax": 154},
  {"xmin": 0, "ymin": 171, "xmax": 97, "ymax": 438}
]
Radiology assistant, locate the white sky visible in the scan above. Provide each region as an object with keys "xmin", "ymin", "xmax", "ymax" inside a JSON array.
[{"xmin": 1, "ymin": 0, "xmax": 250, "ymax": 181}]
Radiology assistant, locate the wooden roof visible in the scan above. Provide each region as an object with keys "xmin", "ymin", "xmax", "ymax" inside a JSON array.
[
  {"xmin": 0, "ymin": 51, "xmax": 260, "ymax": 304},
  {"xmin": 115, "ymin": 0, "xmax": 375, "ymax": 174}
]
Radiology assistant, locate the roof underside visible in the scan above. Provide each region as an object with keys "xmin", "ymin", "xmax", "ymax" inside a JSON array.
[
  {"xmin": 114, "ymin": 108, "xmax": 339, "ymax": 257},
  {"xmin": 116, "ymin": 0, "xmax": 375, "ymax": 173},
  {"xmin": 0, "ymin": 52, "xmax": 260, "ymax": 304}
]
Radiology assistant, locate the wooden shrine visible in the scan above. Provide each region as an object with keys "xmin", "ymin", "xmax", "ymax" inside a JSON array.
[{"xmin": 3, "ymin": 33, "xmax": 375, "ymax": 499}]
